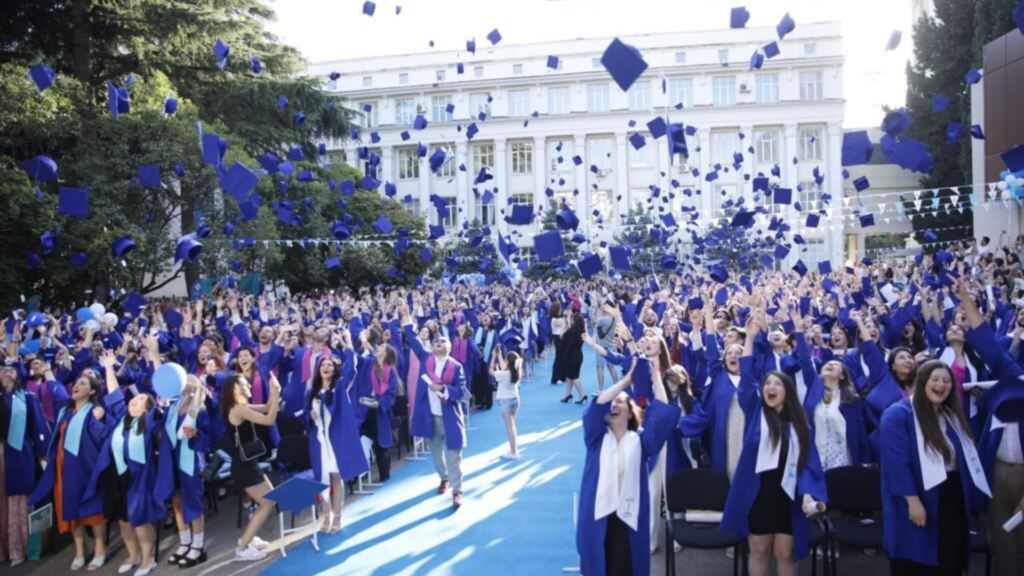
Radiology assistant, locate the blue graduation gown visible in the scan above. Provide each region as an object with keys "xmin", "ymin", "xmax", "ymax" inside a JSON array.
[
  {"xmin": 879, "ymin": 399, "xmax": 989, "ymax": 567},
  {"xmin": 85, "ymin": 389, "xmax": 165, "ymax": 527},
  {"xmin": 1, "ymin": 391, "xmax": 49, "ymax": 496},
  {"xmin": 307, "ymin": 349, "xmax": 370, "ymax": 482},
  {"xmin": 576, "ymin": 399, "xmax": 682, "ymax": 576},
  {"xmin": 154, "ymin": 406, "xmax": 209, "ymax": 524},
  {"xmin": 29, "ymin": 400, "xmax": 112, "ymax": 520},
  {"xmin": 405, "ymin": 324, "xmax": 468, "ymax": 450},
  {"xmin": 700, "ymin": 335, "xmax": 742, "ymax": 472},
  {"xmin": 721, "ymin": 356, "xmax": 827, "ymax": 561}
]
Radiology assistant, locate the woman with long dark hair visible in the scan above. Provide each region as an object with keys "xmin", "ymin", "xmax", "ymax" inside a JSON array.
[
  {"xmin": 549, "ymin": 301, "xmax": 566, "ymax": 385},
  {"xmin": 558, "ymin": 312, "xmax": 587, "ymax": 404},
  {"xmin": 879, "ymin": 360, "xmax": 991, "ymax": 576},
  {"xmin": 576, "ymin": 357, "xmax": 681, "ymax": 576},
  {"xmin": 489, "ymin": 347, "xmax": 522, "ymax": 459},
  {"xmin": 0, "ymin": 364, "xmax": 49, "ymax": 568},
  {"xmin": 220, "ymin": 371, "xmax": 281, "ymax": 561},
  {"xmin": 359, "ymin": 343, "xmax": 399, "ymax": 482},
  {"xmin": 722, "ymin": 313, "xmax": 826, "ymax": 576},
  {"xmin": 853, "ymin": 312, "xmax": 916, "ymax": 433}
]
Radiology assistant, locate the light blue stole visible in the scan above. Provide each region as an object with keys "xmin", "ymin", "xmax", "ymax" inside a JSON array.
[
  {"xmin": 61, "ymin": 401, "xmax": 94, "ymax": 457},
  {"xmin": 163, "ymin": 399, "xmax": 196, "ymax": 476},
  {"xmin": 111, "ymin": 417, "xmax": 146, "ymax": 475},
  {"xmin": 6, "ymin": 390, "xmax": 27, "ymax": 450}
]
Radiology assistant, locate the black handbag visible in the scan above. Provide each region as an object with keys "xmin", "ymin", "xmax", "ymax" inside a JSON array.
[
  {"xmin": 200, "ymin": 452, "xmax": 224, "ymax": 482},
  {"xmin": 235, "ymin": 421, "xmax": 267, "ymax": 462}
]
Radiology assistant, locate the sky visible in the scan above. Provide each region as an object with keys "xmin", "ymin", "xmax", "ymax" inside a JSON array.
[{"xmin": 266, "ymin": 0, "xmax": 915, "ymax": 127}]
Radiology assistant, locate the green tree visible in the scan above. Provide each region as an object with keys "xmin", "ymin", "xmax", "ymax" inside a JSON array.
[
  {"xmin": 696, "ymin": 220, "xmax": 770, "ymax": 275},
  {"xmin": 526, "ymin": 199, "xmax": 580, "ymax": 280},
  {"xmin": 613, "ymin": 202, "xmax": 672, "ymax": 277},
  {"xmin": 446, "ymin": 220, "xmax": 503, "ymax": 278}
]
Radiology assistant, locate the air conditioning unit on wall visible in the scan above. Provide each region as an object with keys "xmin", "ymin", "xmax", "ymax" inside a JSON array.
[{"xmin": 739, "ymin": 83, "xmax": 751, "ymax": 93}]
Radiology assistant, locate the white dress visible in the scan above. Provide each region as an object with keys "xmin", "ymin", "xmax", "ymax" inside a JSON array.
[{"xmin": 313, "ymin": 395, "xmax": 340, "ymax": 482}]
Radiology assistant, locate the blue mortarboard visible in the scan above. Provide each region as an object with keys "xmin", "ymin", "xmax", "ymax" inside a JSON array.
[
  {"xmin": 467, "ymin": 39, "xmax": 476, "ymax": 54},
  {"xmin": 299, "ymin": 170, "xmax": 316, "ymax": 182},
  {"xmin": 687, "ymin": 296, "xmax": 704, "ymax": 311},
  {"xmin": 123, "ymin": 292, "xmax": 148, "ymax": 317},
  {"xmin": 841, "ymin": 131, "xmax": 874, "ymax": 166},
  {"xmin": 220, "ymin": 162, "xmax": 260, "ymax": 200},
  {"xmin": 965, "ymin": 69, "xmax": 982, "ymax": 85},
  {"xmin": 647, "ymin": 117, "xmax": 668, "ymax": 139},
  {"xmin": 547, "ymin": 55, "xmax": 560, "ymax": 69},
  {"xmin": 466, "ymin": 123, "xmax": 479, "ymax": 140},
  {"xmin": 420, "ymin": 247, "xmax": 434, "ymax": 263},
  {"xmin": 414, "ymin": 115, "xmax": 428, "ymax": 130},
  {"xmin": 277, "ymin": 95, "xmax": 289, "ymax": 109},
  {"xmin": 792, "ymin": 260, "xmax": 808, "ymax": 277},
  {"xmin": 21, "ymin": 156, "xmax": 58, "ymax": 182},
  {"xmin": 138, "ymin": 164, "xmax": 161, "ymax": 187},
  {"xmin": 1002, "ymin": 144, "xmax": 1024, "ymax": 172},
  {"xmin": 777, "ymin": 12, "xmax": 796, "ymax": 39},
  {"xmin": 508, "ymin": 204, "xmax": 534, "ymax": 225},
  {"xmin": 556, "ymin": 208, "xmax": 580, "ymax": 231},
  {"xmin": 946, "ymin": 121, "xmax": 964, "ymax": 146},
  {"xmin": 174, "ymin": 234, "xmax": 203, "ymax": 264},
  {"xmin": 601, "ymin": 37, "xmax": 648, "ymax": 92},
  {"xmin": 577, "ymin": 253, "xmax": 604, "ymax": 279},
  {"xmin": 667, "ymin": 123, "xmax": 688, "ymax": 160},
  {"xmin": 859, "ymin": 214, "xmax": 876, "ymax": 228},
  {"xmin": 202, "ymin": 133, "xmax": 227, "ymax": 165},
  {"xmin": 853, "ymin": 176, "xmax": 870, "ymax": 192},
  {"xmin": 213, "ymin": 38, "xmax": 230, "ymax": 69},
  {"xmin": 660, "ymin": 213, "xmax": 677, "ymax": 228},
  {"xmin": 609, "ymin": 246, "xmax": 633, "ymax": 271},
  {"xmin": 774, "ymin": 244, "xmax": 791, "ymax": 260},
  {"xmin": 629, "ymin": 132, "xmax": 646, "ymax": 150},
  {"xmin": 753, "ymin": 177, "xmax": 769, "ymax": 192},
  {"xmin": 251, "ymin": 57, "xmax": 262, "ymax": 75},
  {"xmin": 107, "ymin": 81, "xmax": 129, "ymax": 119},
  {"xmin": 340, "ymin": 180, "xmax": 356, "ymax": 195},
  {"xmin": 731, "ymin": 210, "xmax": 755, "ymax": 228},
  {"xmin": 888, "ymin": 137, "xmax": 935, "ymax": 173},
  {"xmin": 714, "ymin": 287, "xmax": 729, "ymax": 306},
  {"xmin": 731, "ymin": 6, "xmax": 750, "ymax": 28},
  {"xmin": 111, "ymin": 236, "xmax": 136, "ymax": 258},
  {"xmin": 264, "ymin": 477, "xmax": 331, "ymax": 515},
  {"xmin": 164, "ymin": 308, "xmax": 184, "ymax": 331},
  {"xmin": 487, "ymin": 29, "xmax": 502, "ymax": 45},
  {"xmin": 932, "ymin": 94, "xmax": 949, "ymax": 112},
  {"xmin": 806, "ymin": 213, "xmax": 820, "ymax": 228},
  {"xmin": 818, "ymin": 260, "xmax": 832, "ymax": 275},
  {"xmin": 27, "ymin": 62, "xmax": 56, "ymax": 92},
  {"xmin": 709, "ymin": 266, "xmax": 729, "ymax": 284},
  {"xmin": 362, "ymin": 1, "xmax": 376, "ymax": 16},
  {"xmin": 319, "ymin": 142, "xmax": 328, "ymax": 155},
  {"xmin": 660, "ymin": 255, "xmax": 678, "ymax": 270},
  {"xmin": 39, "ymin": 231, "xmax": 56, "ymax": 254},
  {"xmin": 289, "ymin": 145, "xmax": 304, "ymax": 162},
  {"xmin": 885, "ymin": 30, "xmax": 902, "ymax": 51},
  {"xmin": 58, "ymin": 187, "xmax": 90, "ymax": 217},
  {"xmin": 924, "ymin": 229, "xmax": 938, "ymax": 241},
  {"xmin": 534, "ymin": 231, "xmax": 565, "ymax": 261},
  {"xmin": 373, "ymin": 215, "xmax": 393, "ymax": 234},
  {"xmin": 881, "ymin": 109, "xmax": 912, "ymax": 137},
  {"xmin": 238, "ymin": 198, "xmax": 259, "ymax": 221},
  {"xmin": 750, "ymin": 51, "xmax": 765, "ymax": 70},
  {"xmin": 764, "ymin": 42, "xmax": 780, "ymax": 59},
  {"xmin": 223, "ymin": 222, "xmax": 235, "ymax": 236},
  {"xmin": 774, "ymin": 188, "xmax": 792, "ymax": 205},
  {"xmin": 69, "ymin": 253, "xmax": 87, "ymax": 267},
  {"xmin": 292, "ymin": 110, "xmax": 305, "ymax": 126},
  {"xmin": 970, "ymin": 125, "xmax": 986, "ymax": 139}
]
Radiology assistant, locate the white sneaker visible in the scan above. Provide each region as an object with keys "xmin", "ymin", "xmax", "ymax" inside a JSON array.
[
  {"xmin": 250, "ymin": 536, "xmax": 270, "ymax": 551},
  {"xmin": 234, "ymin": 546, "xmax": 267, "ymax": 562},
  {"xmin": 501, "ymin": 452, "xmax": 519, "ymax": 460}
]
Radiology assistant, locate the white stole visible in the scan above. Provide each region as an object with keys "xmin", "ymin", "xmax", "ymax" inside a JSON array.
[
  {"xmin": 595, "ymin": 430, "xmax": 642, "ymax": 530},
  {"xmin": 962, "ymin": 378, "xmax": 997, "ymax": 419},
  {"xmin": 913, "ymin": 402, "xmax": 992, "ymax": 497},
  {"xmin": 755, "ymin": 412, "xmax": 801, "ymax": 500}
]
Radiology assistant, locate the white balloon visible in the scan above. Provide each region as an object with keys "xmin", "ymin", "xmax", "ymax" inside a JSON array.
[
  {"xmin": 1006, "ymin": 173, "xmax": 1016, "ymax": 182},
  {"xmin": 997, "ymin": 181, "xmax": 1008, "ymax": 191},
  {"xmin": 1015, "ymin": 178, "xmax": 1024, "ymax": 188},
  {"xmin": 103, "ymin": 312, "xmax": 118, "ymax": 326},
  {"xmin": 84, "ymin": 319, "xmax": 100, "ymax": 331},
  {"xmin": 89, "ymin": 303, "xmax": 106, "ymax": 318}
]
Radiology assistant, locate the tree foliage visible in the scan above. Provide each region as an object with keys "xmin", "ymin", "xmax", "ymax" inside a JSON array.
[
  {"xmin": 525, "ymin": 199, "xmax": 580, "ymax": 280},
  {"xmin": 446, "ymin": 220, "xmax": 504, "ymax": 278},
  {"xmin": 612, "ymin": 202, "xmax": 672, "ymax": 276}
]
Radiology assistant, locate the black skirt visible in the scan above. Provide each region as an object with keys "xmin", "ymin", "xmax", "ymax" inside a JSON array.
[
  {"xmin": 105, "ymin": 470, "xmax": 132, "ymax": 523},
  {"xmin": 748, "ymin": 443, "xmax": 793, "ymax": 535}
]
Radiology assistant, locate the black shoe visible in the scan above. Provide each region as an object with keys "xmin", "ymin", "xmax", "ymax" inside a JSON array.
[
  {"xmin": 168, "ymin": 545, "xmax": 190, "ymax": 565},
  {"xmin": 560, "ymin": 394, "xmax": 573, "ymax": 403},
  {"xmin": 575, "ymin": 395, "xmax": 589, "ymax": 405},
  {"xmin": 178, "ymin": 547, "xmax": 207, "ymax": 568}
]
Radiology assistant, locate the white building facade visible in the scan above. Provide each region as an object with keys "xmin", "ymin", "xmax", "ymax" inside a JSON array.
[{"xmin": 310, "ymin": 23, "xmax": 848, "ymax": 266}]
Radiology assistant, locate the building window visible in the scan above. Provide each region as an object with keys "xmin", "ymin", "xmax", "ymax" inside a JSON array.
[
  {"xmin": 326, "ymin": 79, "xmax": 337, "ymax": 91},
  {"xmin": 549, "ymin": 141, "xmax": 572, "ymax": 172},
  {"xmin": 668, "ymin": 78, "xmax": 694, "ymax": 108},
  {"xmin": 513, "ymin": 64, "xmax": 524, "ymax": 75},
  {"xmin": 436, "ymin": 70, "xmax": 446, "ymax": 81},
  {"xmin": 800, "ymin": 127, "xmax": 823, "ymax": 160},
  {"xmin": 804, "ymin": 43, "xmax": 817, "ymax": 56},
  {"xmin": 675, "ymin": 52, "xmax": 687, "ymax": 64},
  {"xmin": 511, "ymin": 142, "xmax": 533, "ymax": 174},
  {"xmin": 588, "ymin": 84, "xmax": 610, "ymax": 112},
  {"xmin": 508, "ymin": 89, "xmax": 531, "ymax": 117},
  {"xmin": 711, "ymin": 132, "xmax": 738, "ymax": 167},
  {"xmin": 398, "ymin": 148, "xmax": 419, "ymax": 180},
  {"xmin": 435, "ymin": 145, "xmax": 456, "ymax": 177},
  {"xmin": 362, "ymin": 76, "xmax": 372, "ymax": 88},
  {"xmin": 718, "ymin": 49, "xmax": 729, "ymax": 64},
  {"xmin": 712, "ymin": 76, "xmax": 736, "ymax": 106},
  {"xmin": 473, "ymin": 143, "xmax": 494, "ymax": 172},
  {"xmin": 754, "ymin": 130, "xmax": 780, "ymax": 164},
  {"xmin": 512, "ymin": 193, "xmax": 533, "ymax": 206},
  {"xmin": 469, "ymin": 92, "xmax": 491, "ymax": 118},
  {"xmin": 442, "ymin": 197, "xmax": 458, "ymax": 228},
  {"xmin": 359, "ymin": 101, "xmax": 379, "ymax": 128},
  {"xmin": 755, "ymin": 74, "xmax": 780, "ymax": 104},
  {"xmin": 630, "ymin": 140, "xmax": 653, "ymax": 168},
  {"xmin": 474, "ymin": 66, "xmax": 484, "ymax": 78},
  {"xmin": 800, "ymin": 181, "xmax": 824, "ymax": 207},
  {"xmin": 589, "ymin": 137, "xmax": 613, "ymax": 172},
  {"xmin": 799, "ymin": 71, "xmax": 824, "ymax": 101},
  {"xmin": 592, "ymin": 58, "xmax": 602, "ymax": 69},
  {"xmin": 712, "ymin": 184, "xmax": 739, "ymax": 212},
  {"xmin": 431, "ymin": 95, "xmax": 453, "ymax": 123},
  {"xmin": 590, "ymin": 190, "xmax": 614, "ymax": 225},
  {"xmin": 628, "ymin": 81, "xmax": 651, "ymax": 111},
  {"xmin": 398, "ymin": 73, "xmax": 409, "ymax": 85},
  {"xmin": 395, "ymin": 98, "xmax": 416, "ymax": 126},
  {"xmin": 548, "ymin": 87, "xmax": 570, "ymax": 114},
  {"xmin": 474, "ymin": 202, "xmax": 496, "ymax": 226}
]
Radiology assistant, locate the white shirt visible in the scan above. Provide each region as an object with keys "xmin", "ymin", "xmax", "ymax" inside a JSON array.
[
  {"xmin": 427, "ymin": 356, "xmax": 448, "ymax": 416},
  {"xmin": 996, "ymin": 422, "xmax": 1024, "ymax": 464},
  {"xmin": 494, "ymin": 370, "xmax": 518, "ymax": 400},
  {"xmin": 552, "ymin": 318, "xmax": 566, "ymax": 337}
]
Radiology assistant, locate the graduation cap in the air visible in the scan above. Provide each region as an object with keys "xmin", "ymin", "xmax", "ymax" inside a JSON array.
[
  {"xmin": 881, "ymin": 109, "xmax": 912, "ymax": 138},
  {"xmin": 859, "ymin": 214, "xmax": 876, "ymax": 228},
  {"xmin": 818, "ymin": 260, "xmax": 832, "ymax": 275},
  {"xmin": 629, "ymin": 133, "xmax": 646, "ymax": 150},
  {"xmin": 609, "ymin": 246, "xmax": 633, "ymax": 271},
  {"xmin": 647, "ymin": 117, "xmax": 668, "ymax": 139},
  {"xmin": 138, "ymin": 165, "xmax": 161, "ymax": 187},
  {"xmin": 39, "ymin": 231, "xmax": 56, "ymax": 255},
  {"xmin": 806, "ymin": 213, "xmax": 820, "ymax": 228},
  {"xmin": 887, "ymin": 137, "xmax": 935, "ymax": 173},
  {"xmin": 841, "ymin": 131, "xmax": 874, "ymax": 166},
  {"xmin": 325, "ymin": 257, "xmax": 341, "ymax": 270},
  {"xmin": 1000, "ymin": 144, "xmax": 1024, "ymax": 172},
  {"xmin": 965, "ymin": 69, "xmax": 982, "ymax": 85},
  {"xmin": 420, "ymin": 247, "xmax": 434, "ymax": 263},
  {"xmin": 601, "ymin": 37, "xmax": 648, "ymax": 92},
  {"xmin": 466, "ymin": 123, "xmax": 479, "ymax": 140},
  {"xmin": 68, "ymin": 253, "xmax": 87, "ymax": 267},
  {"xmin": 220, "ymin": 162, "xmax": 260, "ymax": 200},
  {"xmin": 853, "ymin": 176, "xmax": 870, "ymax": 192},
  {"xmin": 362, "ymin": 1, "xmax": 376, "ymax": 16},
  {"xmin": 487, "ymin": 29, "xmax": 502, "ymax": 45},
  {"xmin": 107, "ymin": 81, "xmax": 130, "ymax": 119},
  {"xmin": 202, "ymin": 133, "xmax": 228, "ymax": 165},
  {"xmin": 58, "ymin": 187, "xmax": 90, "ymax": 217},
  {"xmin": 660, "ymin": 255, "xmax": 678, "ymax": 270},
  {"xmin": 750, "ymin": 51, "xmax": 765, "ymax": 71},
  {"xmin": 774, "ymin": 188, "xmax": 793, "ymax": 205},
  {"xmin": 774, "ymin": 244, "xmax": 791, "ymax": 261},
  {"xmin": 174, "ymin": 234, "xmax": 203, "ymax": 264},
  {"xmin": 123, "ymin": 292, "xmax": 148, "ymax": 318},
  {"xmin": 111, "ymin": 236, "xmax": 136, "ymax": 258},
  {"xmin": 508, "ymin": 204, "xmax": 534, "ymax": 225},
  {"xmin": 428, "ymin": 224, "xmax": 445, "ymax": 240},
  {"xmin": 557, "ymin": 207, "xmax": 580, "ymax": 231},
  {"xmin": 213, "ymin": 38, "xmax": 230, "ymax": 69},
  {"xmin": 885, "ymin": 30, "xmax": 902, "ymax": 51},
  {"xmin": 667, "ymin": 124, "xmax": 688, "ymax": 160},
  {"xmin": 792, "ymin": 260, "xmax": 808, "ymax": 277},
  {"xmin": 777, "ymin": 12, "xmax": 796, "ymax": 39},
  {"xmin": 21, "ymin": 156, "xmax": 57, "ymax": 182},
  {"xmin": 946, "ymin": 122, "xmax": 964, "ymax": 146},
  {"xmin": 577, "ymin": 253, "xmax": 604, "ymax": 279},
  {"xmin": 764, "ymin": 42, "xmax": 780, "ymax": 59},
  {"xmin": 709, "ymin": 265, "xmax": 729, "ymax": 284},
  {"xmin": 373, "ymin": 215, "xmax": 393, "ymax": 234},
  {"xmin": 534, "ymin": 231, "xmax": 565, "ymax": 261},
  {"xmin": 27, "ymin": 62, "xmax": 56, "ymax": 92},
  {"xmin": 970, "ymin": 125, "xmax": 986, "ymax": 139},
  {"xmin": 731, "ymin": 6, "xmax": 750, "ymax": 28}
]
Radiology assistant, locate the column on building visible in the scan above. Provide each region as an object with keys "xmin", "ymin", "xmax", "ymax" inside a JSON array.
[
  {"xmin": 494, "ymin": 138, "xmax": 509, "ymax": 235},
  {"xmin": 740, "ymin": 124, "xmax": 754, "ymax": 174},
  {"xmin": 615, "ymin": 132, "xmax": 630, "ymax": 223},
  {"xmin": 418, "ymin": 147, "xmax": 432, "ymax": 221},
  {"xmin": 826, "ymin": 122, "xmax": 845, "ymax": 266},
  {"xmin": 533, "ymin": 136, "xmax": 547, "ymax": 213},
  {"xmin": 456, "ymin": 141, "xmax": 470, "ymax": 237},
  {"xmin": 698, "ymin": 128, "xmax": 713, "ymax": 220},
  {"xmin": 573, "ymin": 134, "xmax": 589, "ymax": 236}
]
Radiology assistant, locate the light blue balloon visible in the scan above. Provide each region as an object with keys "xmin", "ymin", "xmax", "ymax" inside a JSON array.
[
  {"xmin": 153, "ymin": 363, "xmax": 187, "ymax": 399},
  {"xmin": 75, "ymin": 307, "xmax": 94, "ymax": 322}
]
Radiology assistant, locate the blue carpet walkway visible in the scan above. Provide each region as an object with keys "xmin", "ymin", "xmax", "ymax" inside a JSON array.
[{"xmin": 259, "ymin": 349, "xmax": 601, "ymax": 576}]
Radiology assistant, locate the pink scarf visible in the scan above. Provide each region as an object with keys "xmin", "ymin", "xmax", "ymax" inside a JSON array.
[
  {"xmin": 407, "ymin": 351, "xmax": 421, "ymax": 432},
  {"xmin": 425, "ymin": 355, "xmax": 457, "ymax": 406},
  {"xmin": 248, "ymin": 369, "xmax": 265, "ymax": 405},
  {"xmin": 27, "ymin": 378, "xmax": 54, "ymax": 423},
  {"xmin": 372, "ymin": 364, "xmax": 392, "ymax": 397},
  {"xmin": 300, "ymin": 347, "xmax": 331, "ymax": 386},
  {"xmin": 451, "ymin": 337, "xmax": 469, "ymax": 365}
]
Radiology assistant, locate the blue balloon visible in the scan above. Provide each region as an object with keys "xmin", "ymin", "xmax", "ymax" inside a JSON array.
[
  {"xmin": 75, "ymin": 307, "xmax": 95, "ymax": 322},
  {"xmin": 153, "ymin": 363, "xmax": 187, "ymax": 399}
]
